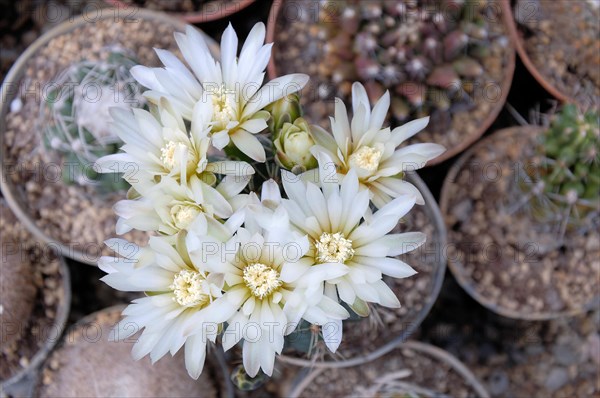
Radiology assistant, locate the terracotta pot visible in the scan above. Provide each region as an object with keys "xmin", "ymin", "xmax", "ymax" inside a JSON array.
[
  {"xmin": 0, "ymin": 9, "xmax": 218, "ymax": 265},
  {"xmin": 440, "ymin": 126, "xmax": 600, "ymax": 320},
  {"xmin": 266, "ymin": 0, "xmax": 516, "ymax": 166},
  {"xmin": 501, "ymin": 0, "xmax": 572, "ymax": 103},
  {"xmin": 34, "ymin": 305, "xmax": 234, "ymax": 398},
  {"xmin": 104, "ymin": 0, "xmax": 255, "ymax": 23},
  {"xmin": 0, "ymin": 200, "xmax": 71, "ymax": 395},
  {"xmin": 287, "ymin": 340, "xmax": 490, "ymax": 398},
  {"xmin": 277, "ymin": 171, "xmax": 447, "ymax": 368}
]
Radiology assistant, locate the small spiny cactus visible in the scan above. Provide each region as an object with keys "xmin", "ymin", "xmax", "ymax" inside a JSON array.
[
  {"xmin": 40, "ymin": 48, "xmax": 145, "ymax": 192},
  {"xmin": 537, "ymin": 104, "xmax": 600, "ymax": 218}
]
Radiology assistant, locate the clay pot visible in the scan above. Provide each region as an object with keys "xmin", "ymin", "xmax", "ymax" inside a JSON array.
[
  {"xmin": 104, "ymin": 0, "xmax": 255, "ymax": 23},
  {"xmin": 501, "ymin": 0, "xmax": 597, "ymax": 105}
]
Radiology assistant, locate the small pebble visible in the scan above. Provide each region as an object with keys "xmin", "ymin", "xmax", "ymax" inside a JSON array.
[{"xmin": 545, "ymin": 367, "xmax": 570, "ymax": 392}]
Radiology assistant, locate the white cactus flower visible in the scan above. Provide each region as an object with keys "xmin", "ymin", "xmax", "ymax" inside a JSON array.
[
  {"xmin": 130, "ymin": 23, "xmax": 309, "ymax": 162},
  {"xmin": 113, "ymin": 173, "xmax": 250, "ymax": 235},
  {"xmin": 98, "ymin": 218, "xmax": 236, "ymax": 380},
  {"xmin": 310, "ymin": 82, "xmax": 446, "ymax": 208},
  {"xmin": 95, "ymin": 97, "xmax": 255, "ymax": 193},
  {"xmin": 94, "ymin": 20, "xmax": 444, "ymax": 382},
  {"xmin": 280, "ymin": 152, "xmax": 426, "ymax": 352},
  {"xmin": 184, "ymin": 180, "xmax": 349, "ymax": 377}
]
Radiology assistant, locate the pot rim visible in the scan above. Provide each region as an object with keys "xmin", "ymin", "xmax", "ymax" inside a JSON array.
[
  {"xmin": 0, "ymin": 236, "xmax": 71, "ymax": 391},
  {"xmin": 500, "ymin": 0, "xmax": 573, "ymax": 104},
  {"xmin": 277, "ymin": 171, "xmax": 447, "ymax": 368},
  {"xmin": 104, "ymin": 0, "xmax": 255, "ymax": 23},
  {"xmin": 287, "ymin": 340, "xmax": 490, "ymax": 398},
  {"xmin": 0, "ymin": 8, "xmax": 217, "ymax": 265},
  {"xmin": 265, "ymin": 0, "xmax": 516, "ymax": 166},
  {"xmin": 439, "ymin": 125, "xmax": 600, "ymax": 320},
  {"xmin": 33, "ymin": 304, "xmax": 235, "ymax": 398}
]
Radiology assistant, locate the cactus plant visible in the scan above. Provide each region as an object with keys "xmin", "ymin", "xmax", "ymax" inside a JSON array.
[
  {"xmin": 39, "ymin": 48, "xmax": 145, "ymax": 192},
  {"xmin": 511, "ymin": 105, "xmax": 600, "ymax": 236},
  {"xmin": 319, "ymin": 0, "xmax": 502, "ymax": 131},
  {"xmin": 537, "ymin": 105, "xmax": 600, "ymax": 216}
]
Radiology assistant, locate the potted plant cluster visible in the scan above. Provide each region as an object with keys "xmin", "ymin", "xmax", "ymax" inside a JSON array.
[
  {"xmin": 1, "ymin": 1, "xmax": 599, "ymax": 397},
  {"xmin": 267, "ymin": 0, "xmax": 516, "ymax": 164}
]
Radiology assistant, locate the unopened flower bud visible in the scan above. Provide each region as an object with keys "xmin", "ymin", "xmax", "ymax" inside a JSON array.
[
  {"xmin": 265, "ymin": 93, "xmax": 302, "ymax": 134},
  {"xmin": 273, "ymin": 118, "xmax": 318, "ymax": 172}
]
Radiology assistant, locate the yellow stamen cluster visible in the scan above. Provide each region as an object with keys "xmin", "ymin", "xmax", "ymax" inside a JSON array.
[
  {"xmin": 170, "ymin": 270, "xmax": 211, "ymax": 308},
  {"xmin": 243, "ymin": 263, "xmax": 282, "ymax": 299},
  {"xmin": 349, "ymin": 145, "xmax": 383, "ymax": 172},
  {"xmin": 170, "ymin": 203, "xmax": 202, "ymax": 230},
  {"xmin": 160, "ymin": 141, "xmax": 187, "ymax": 170},
  {"xmin": 211, "ymin": 87, "xmax": 237, "ymax": 130},
  {"xmin": 315, "ymin": 232, "xmax": 355, "ymax": 264}
]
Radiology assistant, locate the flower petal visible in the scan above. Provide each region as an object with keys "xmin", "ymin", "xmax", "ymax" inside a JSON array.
[
  {"xmin": 231, "ymin": 129, "xmax": 266, "ymax": 162},
  {"xmin": 390, "ymin": 117, "xmax": 430, "ymax": 147},
  {"xmin": 185, "ymin": 334, "xmax": 207, "ymax": 379},
  {"xmin": 242, "ymin": 74, "xmax": 309, "ymax": 118},
  {"xmin": 221, "ymin": 23, "xmax": 239, "ymax": 86}
]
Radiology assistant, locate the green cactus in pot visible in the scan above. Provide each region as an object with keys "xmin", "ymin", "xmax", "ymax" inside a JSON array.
[
  {"xmin": 512, "ymin": 104, "xmax": 600, "ymax": 238},
  {"xmin": 39, "ymin": 48, "xmax": 145, "ymax": 192},
  {"xmin": 537, "ymin": 104, "xmax": 600, "ymax": 219}
]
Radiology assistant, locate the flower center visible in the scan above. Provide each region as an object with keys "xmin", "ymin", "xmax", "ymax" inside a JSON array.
[
  {"xmin": 211, "ymin": 86, "xmax": 237, "ymax": 131},
  {"xmin": 315, "ymin": 232, "xmax": 355, "ymax": 263},
  {"xmin": 243, "ymin": 263, "xmax": 282, "ymax": 299},
  {"xmin": 170, "ymin": 270, "xmax": 211, "ymax": 308},
  {"xmin": 349, "ymin": 146, "xmax": 382, "ymax": 172},
  {"xmin": 170, "ymin": 203, "xmax": 202, "ymax": 230},
  {"xmin": 160, "ymin": 141, "xmax": 186, "ymax": 170}
]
